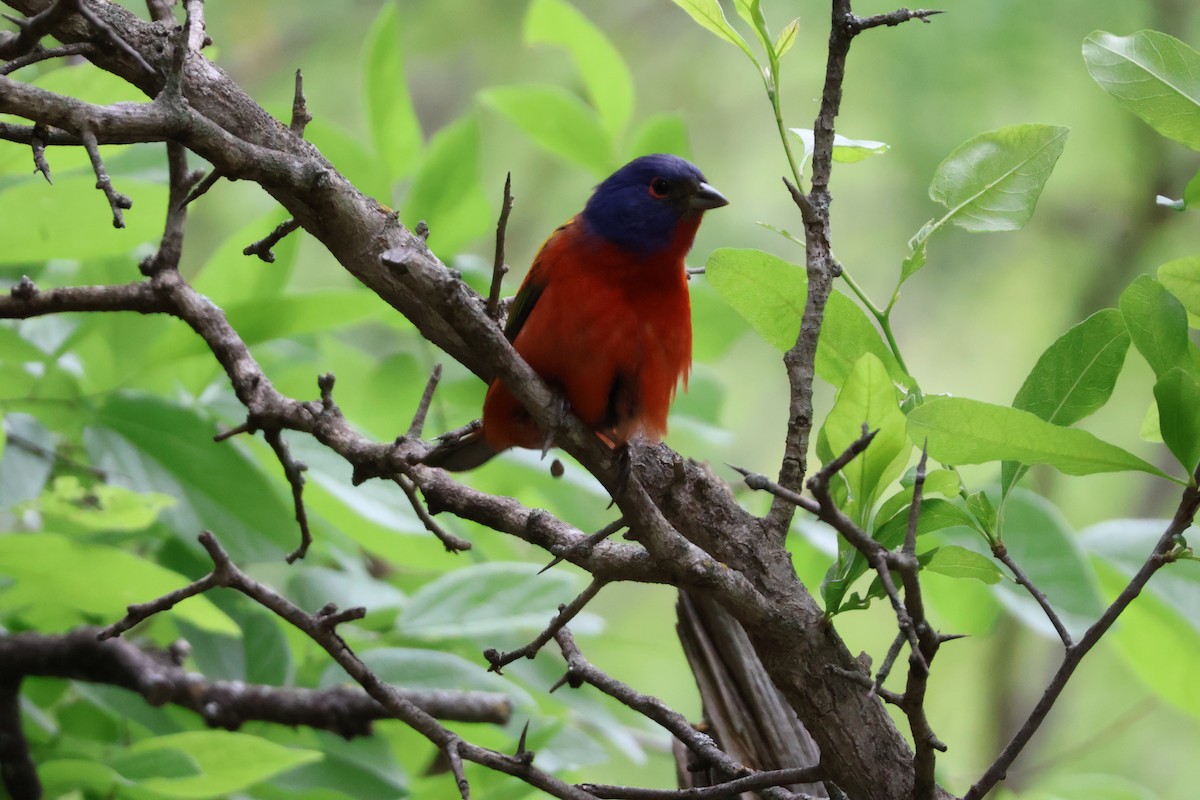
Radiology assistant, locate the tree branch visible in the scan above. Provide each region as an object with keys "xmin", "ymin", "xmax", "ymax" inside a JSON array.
[
  {"xmin": 99, "ymin": 532, "xmax": 599, "ymax": 800},
  {"xmin": 0, "ymin": 629, "xmax": 513, "ymax": 731},
  {"xmin": 965, "ymin": 475, "xmax": 1200, "ymax": 799}
]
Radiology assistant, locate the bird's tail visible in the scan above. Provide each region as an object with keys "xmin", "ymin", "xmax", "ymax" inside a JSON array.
[{"xmin": 421, "ymin": 424, "xmax": 498, "ymax": 471}]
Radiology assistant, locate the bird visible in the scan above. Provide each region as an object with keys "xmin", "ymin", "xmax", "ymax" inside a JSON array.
[{"xmin": 423, "ymin": 153, "xmax": 728, "ymax": 471}]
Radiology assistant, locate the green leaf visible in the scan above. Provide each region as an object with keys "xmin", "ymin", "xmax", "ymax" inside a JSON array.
[
  {"xmin": 402, "ymin": 114, "xmax": 492, "ymax": 258},
  {"xmin": 774, "ymin": 18, "xmax": 800, "ymax": 60},
  {"xmin": 1083, "ymin": 30, "xmax": 1200, "ymax": 151},
  {"xmin": 823, "ymin": 498, "xmax": 977, "ymax": 613},
  {"xmin": 1002, "ymin": 308, "xmax": 1132, "ymax": 494},
  {"xmin": 1119, "ymin": 275, "xmax": 1190, "ymax": 378},
  {"xmin": 733, "ymin": 0, "xmax": 771, "ymax": 54},
  {"xmin": 88, "ymin": 393, "xmax": 298, "ymax": 562},
  {"xmin": 629, "ymin": 113, "xmax": 691, "ymax": 160},
  {"xmin": 1010, "ymin": 308, "xmax": 1132, "ymax": 425},
  {"xmin": 705, "ymin": 248, "xmax": 803, "ymax": 350},
  {"xmin": 922, "ymin": 545, "xmax": 1003, "ymax": 584},
  {"xmin": 907, "ymin": 397, "xmax": 1172, "ymax": 479},
  {"xmin": 991, "ymin": 490, "xmax": 1105, "ymax": 636},
  {"xmin": 876, "ymin": 469, "xmax": 960, "ymax": 522},
  {"xmin": 705, "ymin": 248, "xmax": 907, "ymax": 386},
  {"xmin": 0, "ymin": 178, "xmax": 168, "ymax": 264},
  {"xmin": 821, "ymin": 354, "xmax": 911, "ymax": 526},
  {"xmin": 1158, "ymin": 257, "xmax": 1200, "ymax": 316},
  {"xmin": 929, "ymin": 123, "xmax": 1069, "ymax": 233},
  {"xmin": 481, "ymin": 84, "xmax": 614, "ymax": 177},
  {"xmin": 0, "ymin": 533, "xmax": 237, "ymax": 634},
  {"xmin": 899, "ymin": 220, "xmax": 933, "ymax": 285},
  {"xmin": 33, "ymin": 476, "xmax": 175, "ymax": 533},
  {"xmin": 524, "ymin": 0, "xmax": 634, "ymax": 138},
  {"xmin": 669, "ymin": 0, "xmax": 759, "ymax": 64},
  {"xmin": 821, "ymin": 292, "xmax": 909, "ymax": 388},
  {"xmin": 965, "ymin": 490, "xmax": 997, "ymax": 537},
  {"xmin": 1154, "ymin": 367, "xmax": 1200, "ymax": 474},
  {"xmin": 120, "ymin": 731, "xmax": 322, "ymax": 798},
  {"xmin": 397, "ymin": 562, "xmax": 599, "ymax": 641},
  {"xmin": 1095, "ymin": 557, "xmax": 1200, "ymax": 721},
  {"xmin": 39, "ymin": 760, "xmax": 126, "ymax": 797},
  {"xmin": 1083, "ymin": 518, "xmax": 1200, "ymax": 721},
  {"xmin": 363, "ymin": 2, "xmax": 423, "ymax": 179},
  {"xmin": 791, "ymin": 129, "xmax": 890, "ymax": 167}
]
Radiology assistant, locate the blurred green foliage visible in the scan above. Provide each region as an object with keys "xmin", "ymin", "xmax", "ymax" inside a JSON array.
[{"xmin": 2, "ymin": 1, "xmax": 1200, "ymax": 798}]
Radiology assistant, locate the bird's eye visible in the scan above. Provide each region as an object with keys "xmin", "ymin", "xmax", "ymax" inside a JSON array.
[{"xmin": 649, "ymin": 177, "xmax": 671, "ymax": 198}]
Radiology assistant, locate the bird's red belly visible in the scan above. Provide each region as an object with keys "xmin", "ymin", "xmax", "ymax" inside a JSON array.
[{"xmin": 482, "ymin": 275, "xmax": 691, "ymax": 452}]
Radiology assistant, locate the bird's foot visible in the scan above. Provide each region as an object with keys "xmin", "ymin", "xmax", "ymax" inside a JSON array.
[
  {"xmin": 606, "ymin": 443, "xmax": 633, "ymax": 509},
  {"xmin": 541, "ymin": 393, "xmax": 571, "ymax": 458}
]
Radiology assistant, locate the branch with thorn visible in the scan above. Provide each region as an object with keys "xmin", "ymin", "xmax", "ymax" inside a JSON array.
[{"xmin": 95, "ymin": 531, "xmax": 601, "ymax": 800}]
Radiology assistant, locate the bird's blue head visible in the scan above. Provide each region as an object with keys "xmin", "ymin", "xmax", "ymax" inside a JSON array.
[{"xmin": 580, "ymin": 154, "xmax": 728, "ymax": 255}]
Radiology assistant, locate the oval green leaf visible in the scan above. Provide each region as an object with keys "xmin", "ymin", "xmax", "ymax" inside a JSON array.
[
  {"xmin": 929, "ymin": 123, "xmax": 1069, "ymax": 233},
  {"xmin": 0, "ymin": 533, "xmax": 237, "ymax": 635},
  {"xmin": 1002, "ymin": 308, "xmax": 1132, "ymax": 494},
  {"xmin": 705, "ymin": 248, "xmax": 907, "ymax": 386},
  {"xmin": 1083, "ymin": 30, "xmax": 1200, "ymax": 151},
  {"xmin": 1158, "ymin": 256, "xmax": 1200, "ymax": 317},
  {"xmin": 821, "ymin": 354, "xmax": 911, "ymax": 525},
  {"xmin": 1154, "ymin": 367, "xmax": 1200, "ymax": 474},
  {"xmin": 122, "ymin": 731, "xmax": 321, "ymax": 798},
  {"xmin": 1119, "ymin": 274, "xmax": 1190, "ymax": 378},
  {"xmin": 908, "ymin": 397, "xmax": 1173, "ymax": 479}
]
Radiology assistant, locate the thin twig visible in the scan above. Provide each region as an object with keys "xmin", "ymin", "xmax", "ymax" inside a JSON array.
[
  {"xmin": 264, "ymin": 428, "xmax": 312, "ymax": 563},
  {"xmin": 5, "ymin": 431, "xmax": 106, "ymax": 478},
  {"xmin": 407, "ymin": 363, "xmax": 442, "ymax": 438},
  {"xmin": 242, "ymin": 218, "xmax": 300, "ymax": 262},
  {"xmin": 849, "ymin": 8, "xmax": 944, "ymax": 32},
  {"xmin": 72, "ymin": 0, "xmax": 157, "ymax": 76},
  {"xmin": 290, "ymin": 68, "xmax": 311, "ymax": 136},
  {"xmin": 99, "ymin": 531, "xmax": 596, "ymax": 800},
  {"xmin": 540, "ymin": 516, "xmax": 627, "ymax": 574},
  {"xmin": 446, "ymin": 741, "xmax": 470, "ymax": 800},
  {"xmin": 178, "ymin": 169, "xmax": 221, "ymax": 209},
  {"xmin": 553, "ymin": 628, "xmax": 797, "ymax": 800},
  {"xmin": 579, "ymin": 765, "xmax": 824, "ymax": 800},
  {"xmin": 0, "ymin": 41, "xmax": 92, "ymax": 75},
  {"xmin": 0, "ymin": 0, "xmax": 73, "ymax": 60},
  {"xmin": 1, "ymin": 628, "xmax": 513, "ymax": 730},
  {"xmin": 485, "ymin": 578, "xmax": 607, "ymax": 673},
  {"xmin": 874, "ymin": 631, "xmax": 907, "ymax": 689},
  {"xmin": 29, "ymin": 122, "xmax": 50, "ymax": 183},
  {"xmin": 965, "ymin": 475, "xmax": 1200, "ymax": 800},
  {"xmin": 992, "ymin": 543, "xmax": 1073, "ymax": 649},
  {"xmin": 487, "ymin": 172, "xmax": 514, "ymax": 320},
  {"xmin": 80, "ymin": 126, "xmax": 132, "ymax": 228},
  {"xmin": 394, "ymin": 475, "xmax": 472, "ymax": 552}
]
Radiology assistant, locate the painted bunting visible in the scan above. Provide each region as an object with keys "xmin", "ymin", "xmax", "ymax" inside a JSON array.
[{"xmin": 424, "ymin": 153, "xmax": 727, "ymax": 471}]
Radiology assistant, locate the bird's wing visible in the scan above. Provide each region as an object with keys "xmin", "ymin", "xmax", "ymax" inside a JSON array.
[{"xmin": 503, "ymin": 218, "xmax": 576, "ymax": 342}]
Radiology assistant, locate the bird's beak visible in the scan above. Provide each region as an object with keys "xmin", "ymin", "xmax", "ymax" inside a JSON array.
[{"xmin": 689, "ymin": 182, "xmax": 729, "ymax": 211}]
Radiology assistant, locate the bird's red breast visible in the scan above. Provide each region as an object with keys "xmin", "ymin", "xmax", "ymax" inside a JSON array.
[{"xmin": 481, "ymin": 214, "xmax": 697, "ymax": 453}]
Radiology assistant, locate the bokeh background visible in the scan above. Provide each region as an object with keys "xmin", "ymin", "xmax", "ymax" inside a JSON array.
[{"xmin": 2, "ymin": 1, "xmax": 1200, "ymax": 798}]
